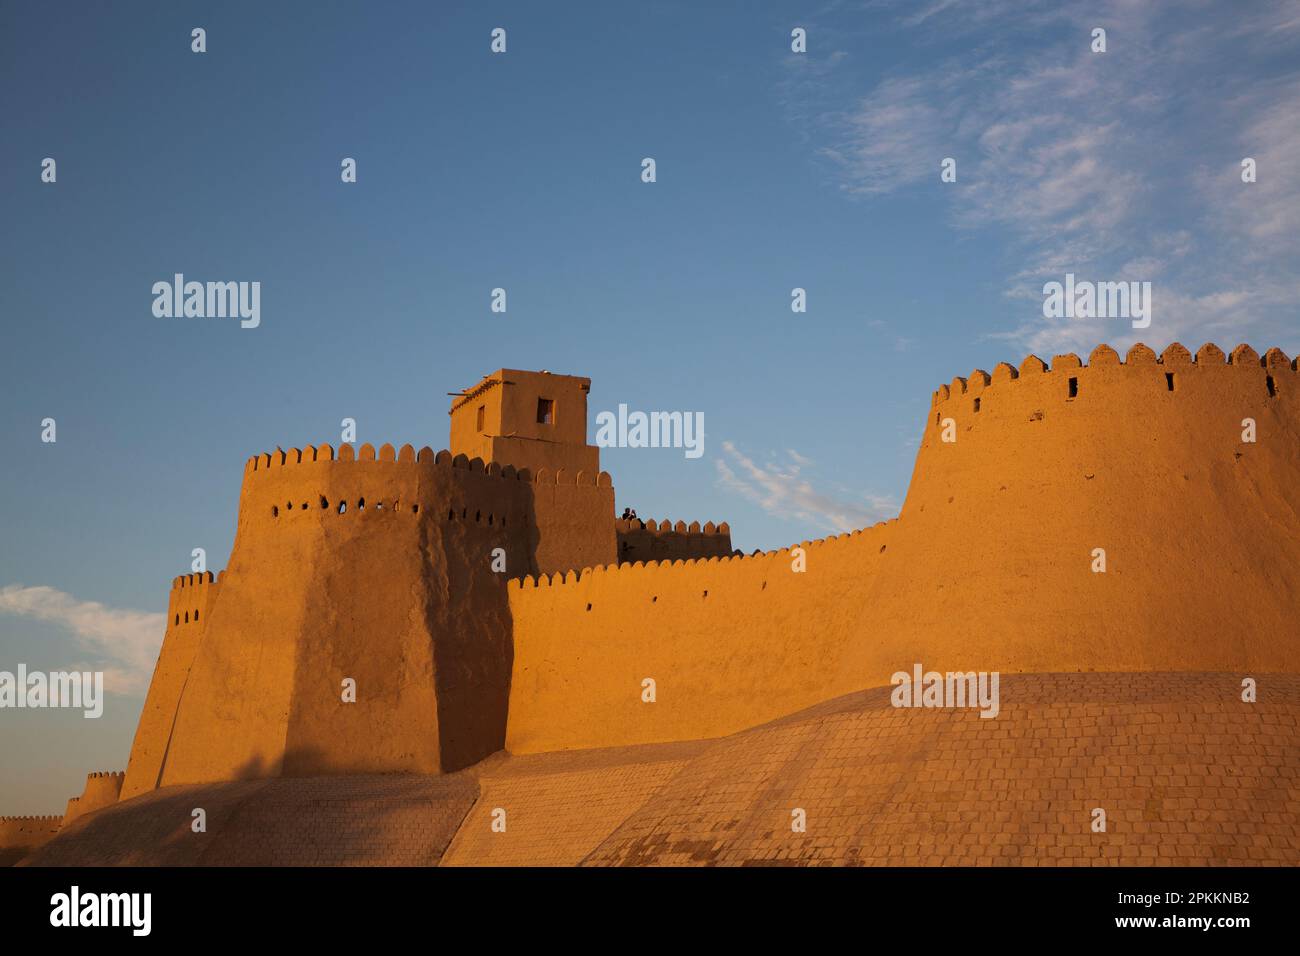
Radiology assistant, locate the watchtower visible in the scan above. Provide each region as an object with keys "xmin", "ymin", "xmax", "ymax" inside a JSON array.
[{"xmin": 449, "ymin": 369, "xmax": 601, "ymax": 475}]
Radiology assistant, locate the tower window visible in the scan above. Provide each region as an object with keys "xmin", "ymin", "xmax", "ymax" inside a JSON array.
[
  {"xmin": 1068, "ymin": 377, "xmax": 1078, "ymax": 398},
  {"xmin": 476, "ymin": 404, "xmax": 486, "ymax": 432},
  {"xmin": 536, "ymin": 398, "xmax": 554, "ymax": 424}
]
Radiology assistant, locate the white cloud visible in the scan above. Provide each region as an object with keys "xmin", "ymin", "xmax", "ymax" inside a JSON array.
[
  {"xmin": 715, "ymin": 441, "xmax": 898, "ymax": 533},
  {"xmin": 792, "ymin": 0, "xmax": 1300, "ymax": 357},
  {"xmin": 0, "ymin": 585, "xmax": 164, "ymax": 695}
]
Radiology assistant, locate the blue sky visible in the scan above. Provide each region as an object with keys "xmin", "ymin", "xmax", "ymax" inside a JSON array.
[{"xmin": 2, "ymin": 0, "xmax": 1297, "ymax": 810}]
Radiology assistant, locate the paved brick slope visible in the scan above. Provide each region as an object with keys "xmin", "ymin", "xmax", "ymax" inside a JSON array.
[{"xmin": 20, "ymin": 673, "xmax": 1297, "ymax": 867}]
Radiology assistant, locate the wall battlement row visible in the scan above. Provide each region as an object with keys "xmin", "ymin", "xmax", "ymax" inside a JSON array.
[
  {"xmin": 168, "ymin": 573, "xmax": 221, "ymax": 630},
  {"xmin": 172, "ymin": 571, "xmax": 216, "ymax": 590},
  {"xmin": 932, "ymin": 342, "xmax": 1293, "ymax": 408},
  {"xmin": 0, "ymin": 815, "xmax": 62, "ymax": 823},
  {"xmin": 615, "ymin": 518, "xmax": 731, "ymax": 535},
  {"xmin": 616, "ymin": 516, "xmax": 737, "ymax": 564},
  {"xmin": 243, "ymin": 443, "xmax": 612, "ymax": 488},
  {"xmin": 514, "ymin": 520, "xmax": 896, "ymax": 590}
]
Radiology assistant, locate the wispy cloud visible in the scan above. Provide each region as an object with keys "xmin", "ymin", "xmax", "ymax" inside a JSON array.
[
  {"xmin": 790, "ymin": 0, "xmax": 1300, "ymax": 357},
  {"xmin": 715, "ymin": 441, "xmax": 898, "ymax": 533},
  {"xmin": 0, "ymin": 585, "xmax": 164, "ymax": 695}
]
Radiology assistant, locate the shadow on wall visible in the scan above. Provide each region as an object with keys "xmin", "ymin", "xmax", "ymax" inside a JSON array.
[
  {"xmin": 417, "ymin": 485, "xmax": 520, "ymax": 774},
  {"xmin": 23, "ymin": 764, "xmax": 483, "ymax": 867}
]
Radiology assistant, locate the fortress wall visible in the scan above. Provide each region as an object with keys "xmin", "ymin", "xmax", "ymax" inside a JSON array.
[
  {"xmin": 122, "ymin": 573, "xmax": 221, "ymax": 798},
  {"xmin": 832, "ymin": 342, "xmax": 1300, "ymax": 684},
  {"xmin": 62, "ymin": 771, "xmax": 124, "ymax": 826},
  {"xmin": 616, "ymin": 518, "xmax": 734, "ymax": 564},
  {"xmin": 141, "ymin": 445, "xmax": 545, "ymax": 788},
  {"xmin": 505, "ymin": 524, "xmax": 897, "ymax": 754},
  {"xmin": 507, "ymin": 344, "xmax": 1300, "ymax": 755},
  {"xmin": 0, "ymin": 816, "xmax": 62, "ymax": 867},
  {"xmin": 529, "ymin": 468, "xmax": 616, "ymax": 575}
]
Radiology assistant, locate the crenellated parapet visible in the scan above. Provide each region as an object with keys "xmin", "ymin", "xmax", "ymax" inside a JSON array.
[
  {"xmin": 167, "ymin": 570, "xmax": 221, "ymax": 631},
  {"xmin": 241, "ymin": 441, "xmax": 612, "ymax": 485},
  {"xmin": 615, "ymin": 517, "xmax": 734, "ymax": 564},
  {"xmin": 930, "ymin": 342, "xmax": 1292, "ymax": 413},
  {"xmin": 228, "ymin": 442, "xmax": 617, "ymax": 575}
]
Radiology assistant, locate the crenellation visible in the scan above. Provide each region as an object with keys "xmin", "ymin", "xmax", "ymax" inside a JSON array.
[
  {"xmin": 930, "ymin": 342, "xmax": 1289, "ymax": 416},
  {"xmin": 1126, "ymin": 343, "xmax": 1157, "ymax": 364},
  {"xmin": 1019, "ymin": 354, "xmax": 1048, "ymax": 375},
  {"xmin": 1263, "ymin": 347, "xmax": 1291, "ymax": 370},
  {"xmin": 1051, "ymin": 352, "xmax": 1081, "ymax": 370},
  {"xmin": 1089, "ymin": 344, "xmax": 1120, "ymax": 365},
  {"xmin": 1230, "ymin": 343, "xmax": 1260, "ymax": 365},
  {"xmin": 1196, "ymin": 342, "xmax": 1226, "ymax": 364}
]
